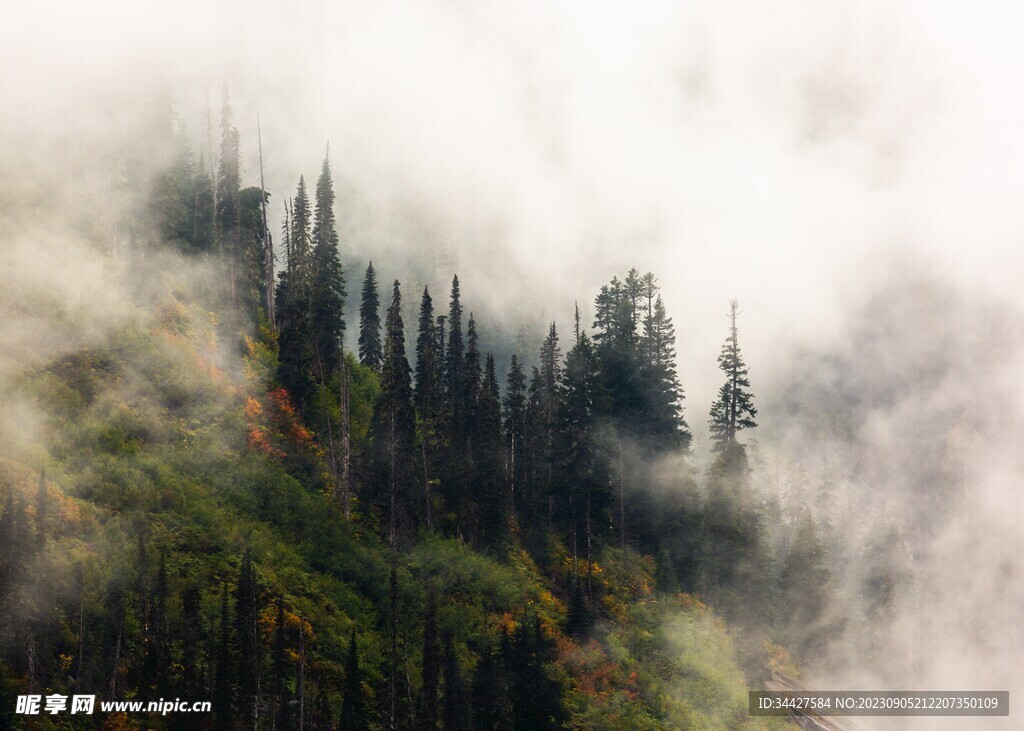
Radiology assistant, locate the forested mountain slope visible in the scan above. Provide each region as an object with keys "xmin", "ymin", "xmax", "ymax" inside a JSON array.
[{"xmin": 0, "ymin": 97, "xmax": 817, "ymax": 730}]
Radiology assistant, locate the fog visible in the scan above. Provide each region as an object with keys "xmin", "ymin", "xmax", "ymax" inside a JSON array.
[{"xmin": 2, "ymin": 1, "xmax": 1023, "ymax": 726}]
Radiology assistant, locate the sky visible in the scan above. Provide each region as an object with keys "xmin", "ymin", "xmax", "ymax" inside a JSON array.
[
  {"xmin": 2, "ymin": 3, "xmax": 1023, "ymax": 721},
  {"xmin": 4, "ymin": 1, "xmax": 1024, "ymax": 422}
]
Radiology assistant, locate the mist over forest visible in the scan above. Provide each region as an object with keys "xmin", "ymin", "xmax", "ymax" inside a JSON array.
[{"xmin": 1, "ymin": 2, "xmax": 1022, "ymax": 729}]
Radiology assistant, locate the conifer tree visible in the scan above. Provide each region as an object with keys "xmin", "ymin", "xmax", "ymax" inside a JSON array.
[
  {"xmin": 420, "ymin": 591, "xmax": 440, "ymax": 730},
  {"xmin": 358, "ymin": 262, "xmax": 383, "ymax": 371},
  {"xmin": 151, "ymin": 127, "xmax": 197, "ymax": 251},
  {"xmin": 445, "ymin": 276, "xmax": 465, "ymax": 419},
  {"xmin": 462, "ymin": 314, "xmax": 482, "ymax": 455},
  {"xmin": 416, "ymin": 287, "xmax": 444, "ymax": 526},
  {"xmin": 216, "ymin": 89, "xmax": 241, "ymax": 303},
  {"xmin": 556, "ymin": 332, "xmax": 609, "ymax": 549},
  {"xmin": 180, "ymin": 584, "xmax": 202, "ymax": 699},
  {"xmin": 780, "ymin": 513, "xmax": 832, "ymax": 662},
  {"xmin": 709, "ymin": 299, "xmax": 757, "ymax": 451},
  {"xmin": 233, "ymin": 549, "xmax": 259, "ymax": 728},
  {"xmin": 213, "ymin": 581, "xmax": 234, "ymax": 730},
  {"xmin": 503, "ymin": 354, "xmax": 527, "ymax": 510},
  {"xmin": 702, "ymin": 301, "xmax": 763, "ymax": 626},
  {"xmin": 640, "ymin": 292, "xmax": 691, "ymax": 450},
  {"xmin": 442, "ymin": 633, "xmax": 469, "ymax": 731},
  {"xmin": 192, "ymin": 152, "xmax": 215, "ymax": 250},
  {"xmin": 150, "ymin": 551, "xmax": 170, "ymax": 697},
  {"xmin": 0, "ymin": 494, "xmax": 30, "ymax": 642},
  {"xmin": 476, "ymin": 354, "xmax": 508, "ymax": 548},
  {"xmin": 290, "ymin": 175, "xmax": 312, "ymax": 268},
  {"xmin": 538, "ymin": 323, "xmax": 562, "ymax": 510},
  {"xmin": 442, "ymin": 276, "xmax": 466, "ymax": 533},
  {"xmin": 272, "ymin": 599, "xmax": 291, "ymax": 730},
  {"xmin": 310, "ymin": 153, "xmax": 346, "ymax": 380},
  {"xmin": 372, "ymin": 280, "xmax": 418, "ymax": 541},
  {"xmin": 277, "ymin": 179, "xmax": 317, "ymax": 408},
  {"xmin": 519, "ymin": 366, "xmax": 548, "ymax": 549},
  {"xmin": 340, "ymin": 630, "xmax": 367, "ymax": 731}
]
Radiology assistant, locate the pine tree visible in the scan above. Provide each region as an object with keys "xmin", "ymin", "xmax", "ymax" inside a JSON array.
[
  {"xmin": 538, "ymin": 324, "xmax": 562, "ymax": 515},
  {"xmin": 780, "ymin": 513, "xmax": 832, "ymax": 662},
  {"xmin": 442, "ymin": 276, "xmax": 466, "ymax": 534},
  {"xmin": 180, "ymin": 584, "xmax": 202, "ymax": 699},
  {"xmin": 640, "ymin": 292, "xmax": 691, "ymax": 450},
  {"xmin": 272, "ymin": 599, "xmax": 291, "ymax": 730},
  {"xmin": 445, "ymin": 276, "xmax": 465, "ymax": 404},
  {"xmin": 508, "ymin": 615, "xmax": 564, "ymax": 730},
  {"xmin": 0, "ymin": 493, "xmax": 30, "ymax": 636},
  {"xmin": 151, "ymin": 126, "xmax": 197, "ymax": 251},
  {"xmin": 358, "ymin": 262, "xmax": 383, "ymax": 371},
  {"xmin": 340, "ymin": 630, "xmax": 367, "ymax": 731},
  {"xmin": 277, "ymin": 179, "xmax": 318, "ymax": 408},
  {"xmin": 192, "ymin": 152, "xmax": 215, "ymax": 250},
  {"xmin": 238, "ymin": 186, "xmax": 273, "ymax": 319},
  {"xmin": 556, "ymin": 332, "xmax": 609, "ymax": 549},
  {"xmin": 216, "ymin": 89, "xmax": 242, "ymax": 304},
  {"xmin": 703, "ymin": 301, "xmax": 764, "ymax": 624},
  {"xmin": 420, "ymin": 591, "xmax": 440, "ymax": 730},
  {"xmin": 442, "ymin": 633, "xmax": 468, "ymax": 731},
  {"xmin": 476, "ymin": 354, "xmax": 509, "ymax": 549},
  {"xmin": 462, "ymin": 315, "xmax": 482, "ymax": 453},
  {"xmin": 233, "ymin": 549, "xmax": 259, "ymax": 728},
  {"xmin": 520, "ymin": 366, "xmax": 547, "ymax": 550},
  {"xmin": 503, "ymin": 354, "xmax": 527, "ymax": 512},
  {"xmin": 415, "ymin": 287, "xmax": 444, "ymax": 528},
  {"xmin": 310, "ymin": 153, "xmax": 346, "ymax": 380},
  {"xmin": 213, "ymin": 581, "xmax": 234, "ymax": 730},
  {"xmin": 372, "ymin": 280, "xmax": 418, "ymax": 542},
  {"xmin": 290, "ymin": 176, "xmax": 312, "ymax": 267},
  {"xmin": 150, "ymin": 551, "xmax": 170, "ymax": 697},
  {"xmin": 709, "ymin": 299, "xmax": 757, "ymax": 451}
]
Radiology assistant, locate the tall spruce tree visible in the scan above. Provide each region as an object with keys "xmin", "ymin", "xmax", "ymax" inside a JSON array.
[
  {"xmin": 442, "ymin": 633, "xmax": 469, "ymax": 731},
  {"xmin": 372, "ymin": 280, "xmax": 418, "ymax": 542},
  {"xmin": 358, "ymin": 262, "xmax": 383, "ymax": 371},
  {"xmin": 556, "ymin": 331, "xmax": 609, "ymax": 550},
  {"xmin": 708, "ymin": 299, "xmax": 757, "ymax": 451},
  {"xmin": 462, "ymin": 314, "xmax": 482, "ymax": 454},
  {"xmin": 415, "ymin": 287, "xmax": 444, "ymax": 527},
  {"xmin": 420, "ymin": 591, "xmax": 440, "ymax": 730},
  {"xmin": 216, "ymin": 89, "xmax": 241, "ymax": 304},
  {"xmin": 340, "ymin": 630, "xmax": 367, "ymax": 731},
  {"xmin": 213, "ymin": 581, "xmax": 234, "ymax": 731},
  {"xmin": 272, "ymin": 600, "xmax": 291, "ymax": 730},
  {"xmin": 503, "ymin": 354, "xmax": 527, "ymax": 512},
  {"xmin": 538, "ymin": 323, "xmax": 562, "ymax": 507},
  {"xmin": 180, "ymin": 584, "xmax": 202, "ymax": 699},
  {"xmin": 233, "ymin": 550, "xmax": 259, "ymax": 728},
  {"xmin": 192, "ymin": 152, "xmax": 215, "ymax": 250},
  {"xmin": 640, "ymin": 289, "xmax": 691, "ymax": 450},
  {"xmin": 310, "ymin": 153, "xmax": 346, "ymax": 380},
  {"xmin": 277, "ymin": 178, "xmax": 317, "ymax": 408},
  {"xmin": 702, "ymin": 300, "xmax": 765, "ymax": 630},
  {"xmin": 442, "ymin": 276, "xmax": 466, "ymax": 534},
  {"xmin": 476, "ymin": 354, "xmax": 509, "ymax": 549}
]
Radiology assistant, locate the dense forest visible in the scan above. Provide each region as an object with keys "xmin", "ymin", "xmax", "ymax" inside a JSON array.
[{"xmin": 0, "ymin": 92, "xmax": 870, "ymax": 730}]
